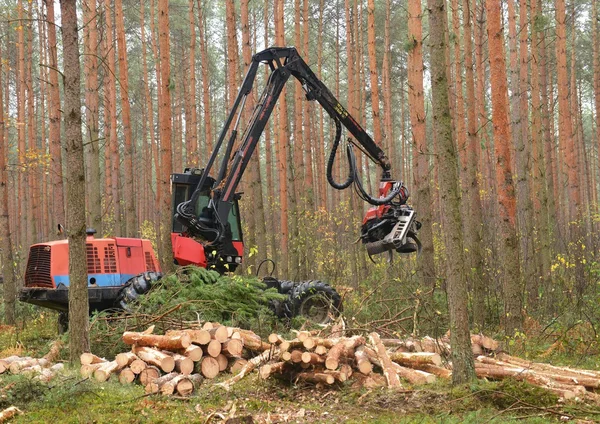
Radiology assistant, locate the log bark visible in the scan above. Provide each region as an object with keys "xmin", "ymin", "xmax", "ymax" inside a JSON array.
[
  {"xmin": 161, "ymin": 374, "xmax": 190, "ymax": 395},
  {"xmin": 200, "ymin": 356, "xmax": 220, "ymax": 379},
  {"xmin": 123, "ymin": 332, "xmax": 191, "ymax": 350},
  {"xmin": 43, "ymin": 340, "xmax": 63, "ymax": 362},
  {"xmin": 167, "ymin": 329, "xmax": 211, "ymax": 345},
  {"xmin": 181, "ymin": 374, "xmax": 204, "ymax": 395},
  {"xmin": 10, "ymin": 358, "xmax": 49, "ymax": 374},
  {"xmin": 301, "ymin": 352, "xmax": 325, "ymax": 365},
  {"xmin": 209, "ymin": 326, "xmax": 229, "ymax": 343},
  {"xmin": 132, "ymin": 346, "xmax": 175, "ymax": 372},
  {"xmin": 172, "ymin": 353, "xmax": 194, "ymax": 375},
  {"xmin": 296, "ymin": 371, "xmax": 335, "ymax": 385},
  {"xmin": 259, "ymin": 362, "xmax": 286, "ymax": 379},
  {"xmin": 119, "ymin": 368, "xmax": 136, "ymax": 384},
  {"xmin": 139, "ymin": 366, "xmax": 161, "ymax": 386},
  {"xmin": 94, "ymin": 360, "xmax": 122, "ymax": 382},
  {"xmin": 355, "ymin": 346, "xmax": 373, "ymax": 375},
  {"xmin": 411, "ymin": 364, "xmax": 452, "ymax": 379},
  {"xmin": 179, "ymin": 345, "xmax": 203, "ymax": 361},
  {"xmin": 389, "ymin": 352, "xmax": 442, "ymax": 367},
  {"xmin": 369, "ymin": 333, "xmax": 401, "ymax": 388},
  {"xmin": 115, "ymin": 352, "xmax": 138, "ymax": 368},
  {"xmin": 394, "ymin": 364, "xmax": 436, "ymax": 385},
  {"xmin": 81, "ymin": 363, "xmax": 104, "ymax": 378},
  {"xmin": 145, "ymin": 372, "xmax": 178, "ymax": 394},
  {"xmin": 217, "ymin": 349, "xmax": 277, "ymax": 391},
  {"xmin": 80, "ymin": 353, "xmax": 105, "ymax": 365},
  {"xmin": 230, "ymin": 358, "xmax": 248, "ymax": 374},
  {"xmin": 325, "ymin": 336, "xmax": 365, "ymax": 370},
  {"xmin": 232, "ymin": 329, "xmax": 271, "ymax": 351}
]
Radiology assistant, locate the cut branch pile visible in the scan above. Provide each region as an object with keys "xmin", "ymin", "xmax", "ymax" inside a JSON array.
[{"xmin": 78, "ymin": 325, "xmax": 600, "ymax": 402}]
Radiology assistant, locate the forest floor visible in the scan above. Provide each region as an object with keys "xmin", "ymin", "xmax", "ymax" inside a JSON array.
[{"xmin": 2, "ymin": 314, "xmax": 600, "ymax": 423}]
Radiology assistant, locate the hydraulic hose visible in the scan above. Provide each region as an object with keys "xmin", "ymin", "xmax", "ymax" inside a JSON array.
[
  {"xmin": 347, "ymin": 145, "xmax": 403, "ymax": 206},
  {"xmin": 326, "ymin": 119, "xmax": 354, "ymax": 190}
]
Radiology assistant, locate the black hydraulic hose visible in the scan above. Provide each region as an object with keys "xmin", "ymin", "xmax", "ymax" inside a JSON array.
[
  {"xmin": 347, "ymin": 145, "xmax": 402, "ymax": 206},
  {"xmin": 326, "ymin": 119, "xmax": 354, "ymax": 190}
]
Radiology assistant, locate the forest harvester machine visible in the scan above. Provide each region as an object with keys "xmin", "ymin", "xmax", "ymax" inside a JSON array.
[{"xmin": 18, "ymin": 47, "xmax": 420, "ymax": 331}]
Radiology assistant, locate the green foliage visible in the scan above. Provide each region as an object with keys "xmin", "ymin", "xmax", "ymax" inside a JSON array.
[
  {"xmin": 90, "ymin": 266, "xmax": 286, "ymax": 358},
  {"xmin": 136, "ymin": 266, "xmax": 285, "ymax": 324}
]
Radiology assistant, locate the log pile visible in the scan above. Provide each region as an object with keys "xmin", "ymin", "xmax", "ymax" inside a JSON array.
[
  {"xmin": 79, "ymin": 323, "xmax": 256, "ymax": 396},
  {"xmin": 0, "ymin": 355, "xmax": 64, "ymax": 382},
  {"xmin": 74, "ymin": 325, "xmax": 600, "ymax": 402}
]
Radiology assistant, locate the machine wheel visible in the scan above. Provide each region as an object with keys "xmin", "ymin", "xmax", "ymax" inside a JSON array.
[
  {"xmin": 116, "ymin": 272, "xmax": 162, "ymax": 312},
  {"xmin": 58, "ymin": 312, "xmax": 69, "ymax": 334},
  {"xmin": 285, "ymin": 280, "xmax": 342, "ymax": 324}
]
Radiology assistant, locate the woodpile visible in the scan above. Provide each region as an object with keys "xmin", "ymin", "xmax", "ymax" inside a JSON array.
[
  {"xmin": 0, "ymin": 354, "xmax": 64, "ymax": 382},
  {"xmin": 78, "ymin": 323, "xmax": 261, "ymax": 397},
  {"xmin": 71, "ymin": 325, "xmax": 600, "ymax": 402}
]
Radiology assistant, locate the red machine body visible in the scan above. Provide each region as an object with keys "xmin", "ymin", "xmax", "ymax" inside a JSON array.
[{"xmin": 24, "ymin": 234, "xmax": 160, "ymax": 290}]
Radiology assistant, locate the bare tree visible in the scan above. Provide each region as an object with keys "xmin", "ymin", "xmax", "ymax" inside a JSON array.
[
  {"xmin": 60, "ymin": 0, "xmax": 89, "ymax": 360},
  {"xmin": 428, "ymin": 0, "xmax": 475, "ymax": 384}
]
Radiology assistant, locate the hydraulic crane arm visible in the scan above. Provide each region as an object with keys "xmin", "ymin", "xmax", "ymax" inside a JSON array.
[{"xmin": 175, "ymin": 47, "xmax": 415, "ymax": 253}]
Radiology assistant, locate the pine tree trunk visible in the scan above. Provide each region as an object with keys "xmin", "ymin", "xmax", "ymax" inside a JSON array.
[
  {"xmin": 83, "ymin": 0, "xmax": 102, "ymax": 236},
  {"xmin": 17, "ymin": 0, "xmax": 27, "ymax": 249},
  {"xmin": 60, "ymin": 0, "xmax": 90, "ymax": 360},
  {"xmin": 407, "ymin": 0, "xmax": 436, "ymax": 288},
  {"xmin": 486, "ymin": 0, "xmax": 523, "ymax": 333},
  {"xmin": 198, "ymin": 2, "xmax": 213, "ymax": 151},
  {"xmin": 427, "ymin": 0, "xmax": 475, "ymax": 384},
  {"xmin": 594, "ymin": 0, "xmax": 600, "ymax": 211},
  {"xmin": 366, "ymin": 0, "xmax": 383, "ymax": 148},
  {"xmin": 187, "ymin": 0, "xmax": 199, "ymax": 165},
  {"xmin": 530, "ymin": 0, "xmax": 551, "ymax": 310},
  {"xmin": 274, "ymin": 0, "xmax": 290, "ymax": 276},
  {"xmin": 115, "ymin": 0, "xmax": 136, "ymax": 236},
  {"xmin": 158, "ymin": 0, "xmax": 174, "ymax": 274},
  {"xmin": 45, "ymin": 0, "xmax": 65, "ymax": 235},
  {"xmin": 0, "ymin": 44, "xmax": 17, "ymax": 325}
]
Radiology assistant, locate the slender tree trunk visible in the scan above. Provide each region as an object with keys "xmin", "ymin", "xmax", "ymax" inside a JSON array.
[
  {"xmin": 83, "ymin": 0, "xmax": 102, "ymax": 235},
  {"xmin": 158, "ymin": 0, "xmax": 174, "ymax": 274},
  {"xmin": 61, "ymin": 0, "xmax": 90, "ymax": 360},
  {"xmin": 317, "ymin": 0, "xmax": 327, "ymax": 210},
  {"xmin": 0, "ymin": 43, "xmax": 17, "ymax": 325},
  {"xmin": 302, "ymin": 0, "xmax": 314, "ymax": 211},
  {"xmin": 45, "ymin": 0, "xmax": 65, "ymax": 237},
  {"xmin": 198, "ymin": 1, "xmax": 213, "ymax": 151},
  {"xmin": 408, "ymin": 0, "xmax": 436, "ymax": 288},
  {"xmin": 594, "ymin": 0, "xmax": 600, "ymax": 208},
  {"xmin": 187, "ymin": 0, "xmax": 199, "ymax": 165},
  {"xmin": 462, "ymin": 0, "xmax": 486, "ymax": 330},
  {"xmin": 25, "ymin": 6, "xmax": 36, "ymax": 245},
  {"xmin": 530, "ymin": 0, "xmax": 551, "ymax": 308},
  {"xmin": 486, "ymin": 0, "xmax": 523, "ymax": 334},
  {"xmin": 382, "ymin": 0, "xmax": 394, "ymax": 171},
  {"xmin": 366, "ymin": 0, "xmax": 383, "ymax": 148},
  {"xmin": 428, "ymin": 0, "xmax": 475, "ymax": 385},
  {"xmin": 115, "ymin": 0, "xmax": 136, "ymax": 236},
  {"xmin": 17, "ymin": 0, "xmax": 27, "ymax": 249},
  {"xmin": 274, "ymin": 0, "xmax": 290, "ymax": 276}
]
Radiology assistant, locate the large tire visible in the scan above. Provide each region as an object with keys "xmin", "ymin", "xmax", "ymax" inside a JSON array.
[
  {"xmin": 116, "ymin": 272, "xmax": 162, "ymax": 312},
  {"xmin": 284, "ymin": 280, "xmax": 342, "ymax": 324}
]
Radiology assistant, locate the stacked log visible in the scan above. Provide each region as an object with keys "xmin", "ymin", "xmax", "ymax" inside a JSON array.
[
  {"xmin": 67, "ymin": 325, "xmax": 600, "ymax": 401},
  {"xmin": 0, "ymin": 354, "xmax": 64, "ymax": 382},
  {"xmin": 76, "ymin": 324, "xmax": 266, "ymax": 397}
]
